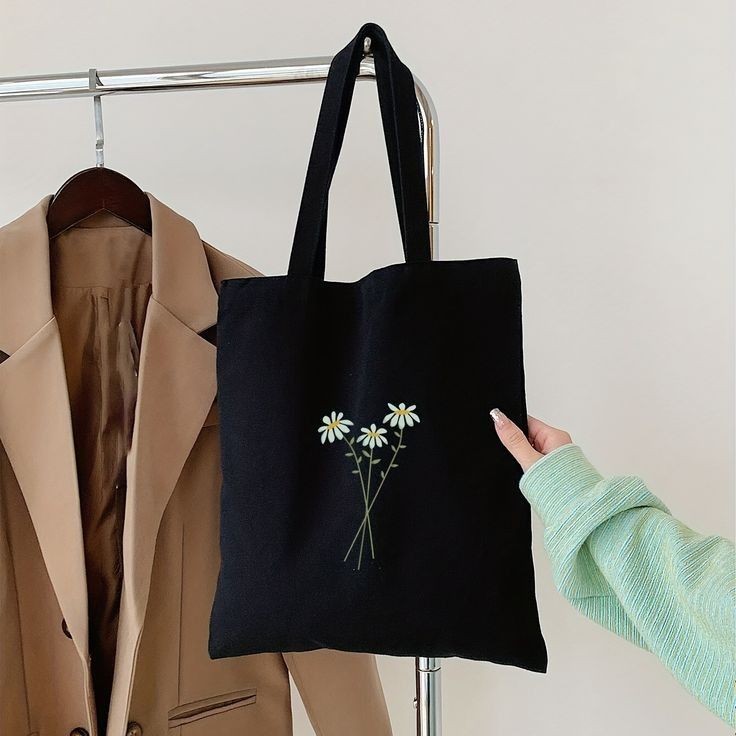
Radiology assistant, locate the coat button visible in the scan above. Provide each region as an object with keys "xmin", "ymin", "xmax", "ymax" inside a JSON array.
[
  {"xmin": 126, "ymin": 722, "xmax": 143, "ymax": 736},
  {"xmin": 61, "ymin": 618, "xmax": 72, "ymax": 639},
  {"xmin": 69, "ymin": 729, "xmax": 89, "ymax": 736}
]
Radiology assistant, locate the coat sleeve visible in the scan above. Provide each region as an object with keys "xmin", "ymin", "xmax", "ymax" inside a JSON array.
[
  {"xmin": 519, "ymin": 443, "xmax": 736, "ymax": 726},
  {"xmin": 282, "ymin": 650, "xmax": 392, "ymax": 735}
]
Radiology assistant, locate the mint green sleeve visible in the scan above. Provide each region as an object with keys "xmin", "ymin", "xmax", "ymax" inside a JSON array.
[{"xmin": 519, "ymin": 443, "xmax": 736, "ymax": 726}]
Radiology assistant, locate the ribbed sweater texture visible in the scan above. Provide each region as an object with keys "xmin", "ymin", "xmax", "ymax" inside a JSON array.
[{"xmin": 519, "ymin": 443, "xmax": 735, "ymax": 726}]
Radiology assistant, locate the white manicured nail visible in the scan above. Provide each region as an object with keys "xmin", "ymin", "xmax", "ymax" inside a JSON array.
[{"xmin": 490, "ymin": 408, "xmax": 507, "ymax": 427}]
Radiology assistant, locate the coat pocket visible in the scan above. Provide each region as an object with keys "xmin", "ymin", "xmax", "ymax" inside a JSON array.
[{"xmin": 168, "ymin": 688, "xmax": 257, "ymax": 727}]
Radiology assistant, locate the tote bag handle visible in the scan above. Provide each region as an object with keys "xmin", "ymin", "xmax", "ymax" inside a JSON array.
[{"xmin": 288, "ymin": 23, "xmax": 432, "ymax": 281}]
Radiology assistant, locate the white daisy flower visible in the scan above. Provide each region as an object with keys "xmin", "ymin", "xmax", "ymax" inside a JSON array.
[
  {"xmin": 382, "ymin": 402, "xmax": 420, "ymax": 429},
  {"xmin": 317, "ymin": 411, "xmax": 354, "ymax": 444},
  {"xmin": 358, "ymin": 423, "xmax": 389, "ymax": 449}
]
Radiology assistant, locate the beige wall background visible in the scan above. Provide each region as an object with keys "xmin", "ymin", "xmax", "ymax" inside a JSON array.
[{"xmin": 1, "ymin": 1, "xmax": 733, "ymax": 734}]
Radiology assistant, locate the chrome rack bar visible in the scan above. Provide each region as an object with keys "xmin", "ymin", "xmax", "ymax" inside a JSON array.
[
  {"xmin": 0, "ymin": 52, "xmax": 441, "ymax": 736},
  {"xmin": 0, "ymin": 55, "xmax": 440, "ymax": 258}
]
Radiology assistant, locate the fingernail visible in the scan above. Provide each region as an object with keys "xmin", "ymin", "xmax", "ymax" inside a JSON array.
[{"xmin": 490, "ymin": 408, "xmax": 507, "ymax": 426}]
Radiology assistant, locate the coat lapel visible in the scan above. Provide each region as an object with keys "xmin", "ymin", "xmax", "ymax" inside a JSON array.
[
  {"xmin": 107, "ymin": 195, "xmax": 220, "ymax": 736},
  {"xmin": 122, "ymin": 194, "xmax": 219, "ymax": 627},
  {"xmin": 0, "ymin": 200, "xmax": 90, "ymax": 662},
  {"xmin": 122, "ymin": 301, "xmax": 217, "ymax": 628}
]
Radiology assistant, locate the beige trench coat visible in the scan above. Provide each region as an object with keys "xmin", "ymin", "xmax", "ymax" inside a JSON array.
[{"xmin": 0, "ymin": 195, "xmax": 392, "ymax": 736}]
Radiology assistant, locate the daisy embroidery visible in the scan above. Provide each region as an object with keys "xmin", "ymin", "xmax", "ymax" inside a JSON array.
[
  {"xmin": 317, "ymin": 411, "xmax": 354, "ymax": 444},
  {"xmin": 383, "ymin": 402, "xmax": 420, "ymax": 429},
  {"xmin": 319, "ymin": 402, "xmax": 420, "ymax": 569},
  {"xmin": 358, "ymin": 424, "xmax": 388, "ymax": 449}
]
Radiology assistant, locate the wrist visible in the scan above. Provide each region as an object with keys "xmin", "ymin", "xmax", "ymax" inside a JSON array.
[{"xmin": 519, "ymin": 443, "xmax": 603, "ymax": 528}]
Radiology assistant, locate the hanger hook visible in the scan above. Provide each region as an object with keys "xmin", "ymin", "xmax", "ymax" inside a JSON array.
[{"xmin": 88, "ymin": 68, "xmax": 104, "ymax": 167}]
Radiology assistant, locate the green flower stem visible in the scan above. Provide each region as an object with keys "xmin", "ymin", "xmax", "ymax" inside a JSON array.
[
  {"xmin": 365, "ymin": 446, "xmax": 376, "ymax": 559},
  {"xmin": 344, "ymin": 426, "xmax": 404, "ymax": 563},
  {"xmin": 342, "ymin": 436, "xmax": 374, "ymax": 565}
]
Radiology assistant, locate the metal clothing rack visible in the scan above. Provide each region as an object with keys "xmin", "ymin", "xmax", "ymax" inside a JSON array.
[{"xmin": 0, "ymin": 46, "xmax": 442, "ymax": 736}]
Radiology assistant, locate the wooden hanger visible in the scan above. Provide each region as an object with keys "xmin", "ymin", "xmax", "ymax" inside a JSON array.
[
  {"xmin": 47, "ymin": 166, "xmax": 152, "ymax": 239},
  {"xmin": 46, "ymin": 72, "xmax": 152, "ymax": 239}
]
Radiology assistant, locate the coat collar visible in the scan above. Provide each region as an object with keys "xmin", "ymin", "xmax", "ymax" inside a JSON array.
[
  {"xmin": 0, "ymin": 194, "xmax": 220, "ymax": 725},
  {"xmin": 0, "ymin": 193, "xmax": 219, "ymax": 352}
]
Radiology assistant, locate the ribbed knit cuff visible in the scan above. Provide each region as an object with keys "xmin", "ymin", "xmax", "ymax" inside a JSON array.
[{"xmin": 519, "ymin": 443, "xmax": 604, "ymax": 529}]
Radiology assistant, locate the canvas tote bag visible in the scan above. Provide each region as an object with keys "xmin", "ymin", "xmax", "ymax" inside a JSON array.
[{"xmin": 209, "ymin": 22, "xmax": 547, "ymax": 670}]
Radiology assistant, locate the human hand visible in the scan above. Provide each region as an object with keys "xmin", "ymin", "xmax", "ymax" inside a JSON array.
[{"xmin": 490, "ymin": 409, "xmax": 573, "ymax": 472}]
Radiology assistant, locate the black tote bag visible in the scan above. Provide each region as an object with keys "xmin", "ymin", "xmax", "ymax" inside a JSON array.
[{"xmin": 210, "ymin": 23, "xmax": 547, "ymax": 670}]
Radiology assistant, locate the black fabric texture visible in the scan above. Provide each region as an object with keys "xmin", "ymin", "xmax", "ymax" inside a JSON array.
[{"xmin": 209, "ymin": 22, "xmax": 548, "ymax": 670}]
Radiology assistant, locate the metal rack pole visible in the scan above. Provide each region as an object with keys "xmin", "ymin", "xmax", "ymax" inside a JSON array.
[
  {"xmin": 0, "ymin": 51, "xmax": 441, "ymax": 736},
  {"xmin": 0, "ymin": 56, "xmax": 439, "ymax": 255}
]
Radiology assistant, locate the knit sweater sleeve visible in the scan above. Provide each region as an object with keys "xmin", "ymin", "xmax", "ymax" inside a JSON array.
[{"xmin": 519, "ymin": 443, "xmax": 736, "ymax": 726}]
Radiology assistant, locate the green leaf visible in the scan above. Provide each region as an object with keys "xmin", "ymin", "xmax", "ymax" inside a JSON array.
[
  {"xmin": 362, "ymin": 450, "xmax": 371, "ymax": 458},
  {"xmin": 352, "ymin": 469, "xmax": 360, "ymax": 474},
  {"xmin": 400, "ymin": 445, "xmax": 407, "ymax": 449},
  {"xmin": 380, "ymin": 470, "xmax": 385, "ymax": 479},
  {"xmin": 357, "ymin": 456, "xmax": 363, "ymax": 464},
  {"xmin": 349, "ymin": 437, "xmax": 355, "ymax": 445},
  {"xmin": 393, "ymin": 431, "xmax": 401, "ymax": 438},
  {"xmin": 391, "ymin": 463, "xmax": 399, "ymax": 468},
  {"xmin": 390, "ymin": 445, "xmax": 397, "ymax": 452},
  {"xmin": 344, "ymin": 452, "xmax": 352, "ymax": 457},
  {"xmin": 371, "ymin": 459, "xmax": 381, "ymax": 465}
]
